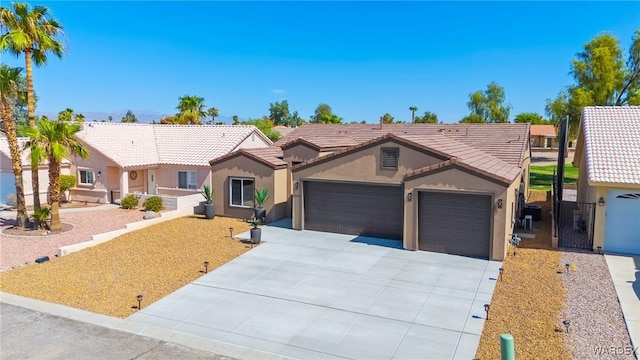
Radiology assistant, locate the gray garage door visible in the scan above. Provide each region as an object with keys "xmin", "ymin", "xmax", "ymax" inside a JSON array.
[
  {"xmin": 419, "ymin": 191, "xmax": 491, "ymax": 258},
  {"xmin": 303, "ymin": 181, "xmax": 403, "ymax": 240}
]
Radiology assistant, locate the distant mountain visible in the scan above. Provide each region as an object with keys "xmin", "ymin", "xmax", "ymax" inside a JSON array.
[{"xmin": 37, "ymin": 110, "xmax": 234, "ymax": 124}]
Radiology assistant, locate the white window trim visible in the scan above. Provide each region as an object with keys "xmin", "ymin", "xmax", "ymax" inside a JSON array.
[
  {"xmin": 229, "ymin": 177, "xmax": 254, "ymax": 208},
  {"xmin": 178, "ymin": 170, "xmax": 197, "ymax": 190},
  {"xmin": 78, "ymin": 168, "xmax": 95, "ymax": 186}
]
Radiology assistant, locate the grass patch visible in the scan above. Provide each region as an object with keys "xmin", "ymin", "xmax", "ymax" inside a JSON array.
[
  {"xmin": 530, "ymin": 164, "xmax": 578, "ymax": 191},
  {"xmin": 0, "ymin": 216, "xmax": 251, "ymax": 318}
]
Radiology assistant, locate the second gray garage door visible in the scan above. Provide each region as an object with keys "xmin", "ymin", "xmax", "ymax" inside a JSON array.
[
  {"xmin": 304, "ymin": 181, "xmax": 403, "ymax": 240},
  {"xmin": 419, "ymin": 191, "xmax": 492, "ymax": 258}
]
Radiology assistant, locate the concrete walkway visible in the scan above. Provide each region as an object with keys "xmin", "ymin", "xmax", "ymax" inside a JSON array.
[
  {"xmin": 129, "ymin": 220, "xmax": 502, "ymax": 360},
  {"xmin": 605, "ymin": 254, "xmax": 640, "ymax": 352}
]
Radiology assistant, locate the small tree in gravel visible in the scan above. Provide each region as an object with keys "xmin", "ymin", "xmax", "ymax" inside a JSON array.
[{"xmin": 59, "ymin": 174, "xmax": 76, "ymax": 202}]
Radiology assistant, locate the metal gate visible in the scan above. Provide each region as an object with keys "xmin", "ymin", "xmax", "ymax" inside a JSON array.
[{"xmin": 558, "ymin": 201, "xmax": 595, "ymax": 249}]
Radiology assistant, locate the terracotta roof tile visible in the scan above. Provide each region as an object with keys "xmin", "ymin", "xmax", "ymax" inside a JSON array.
[
  {"xmin": 530, "ymin": 125, "xmax": 557, "ymax": 137},
  {"xmin": 582, "ymin": 106, "xmax": 640, "ymax": 185}
]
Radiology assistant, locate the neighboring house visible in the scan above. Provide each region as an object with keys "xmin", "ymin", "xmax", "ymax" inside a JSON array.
[
  {"xmin": 530, "ymin": 124, "xmax": 557, "ymax": 148},
  {"xmin": 210, "ymin": 123, "xmax": 531, "ymax": 260},
  {"xmin": 272, "ymin": 125, "xmax": 297, "ymax": 138},
  {"xmin": 573, "ymin": 106, "xmax": 640, "ymax": 255},
  {"xmin": 71, "ymin": 123, "xmax": 271, "ymax": 207},
  {"xmin": 0, "ymin": 134, "xmax": 70, "ymax": 207}
]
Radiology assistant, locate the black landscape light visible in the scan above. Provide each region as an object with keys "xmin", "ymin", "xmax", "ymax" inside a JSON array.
[
  {"xmin": 484, "ymin": 304, "xmax": 490, "ymax": 320},
  {"xmin": 597, "ymin": 246, "xmax": 602, "ymax": 254},
  {"xmin": 229, "ymin": 227, "xmax": 234, "ymax": 238},
  {"xmin": 137, "ymin": 294, "xmax": 143, "ymax": 310},
  {"xmin": 565, "ymin": 263, "xmax": 570, "ymax": 273},
  {"xmin": 562, "ymin": 320, "xmax": 570, "ymax": 333},
  {"xmin": 499, "ymin": 267, "xmax": 504, "ymax": 281},
  {"xmin": 204, "ymin": 261, "xmax": 210, "ymax": 273}
]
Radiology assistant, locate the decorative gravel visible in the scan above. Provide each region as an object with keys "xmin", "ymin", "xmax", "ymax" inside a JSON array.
[
  {"xmin": 0, "ymin": 208, "xmax": 144, "ymax": 271},
  {"xmin": 476, "ymin": 191, "xmax": 571, "ymax": 360},
  {"xmin": 0, "ymin": 216, "xmax": 251, "ymax": 318},
  {"xmin": 561, "ymin": 250, "xmax": 636, "ymax": 359}
]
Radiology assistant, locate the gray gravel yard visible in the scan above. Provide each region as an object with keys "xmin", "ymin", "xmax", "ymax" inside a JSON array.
[
  {"xmin": 0, "ymin": 208, "xmax": 145, "ymax": 271},
  {"xmin": 562, "ymin": 250, "xmax": 637, "ymax": 360}
]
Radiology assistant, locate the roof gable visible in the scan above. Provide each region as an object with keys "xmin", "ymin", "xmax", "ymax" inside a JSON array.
[{"xmin": 210, "ymin": 147, "xmax": 287, "ymax": 169}]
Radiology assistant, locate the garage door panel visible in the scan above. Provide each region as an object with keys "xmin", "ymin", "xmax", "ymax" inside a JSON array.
[
  {"xmin": 304, "ymin": 181, "xmax": 403, "ymax": 240},
  {"xmin": 419, "ymin": 192, "xmax": 491, "ymax": 259},
  {"xmin": 605, "ymin": 191, "xmax": 640, "ymax": 255}
]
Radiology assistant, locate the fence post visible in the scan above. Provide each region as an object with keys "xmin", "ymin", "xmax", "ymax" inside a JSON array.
[{"xmin": 500, "ymin": 334, "xmax": 515, "ymax": 360}]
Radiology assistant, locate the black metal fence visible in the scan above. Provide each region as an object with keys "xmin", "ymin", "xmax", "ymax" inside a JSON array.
[{"xmin": 558, "ymin": 201, "xmax": 595, "ymax": 249}]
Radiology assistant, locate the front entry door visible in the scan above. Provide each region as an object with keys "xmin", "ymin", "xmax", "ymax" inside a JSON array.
[{"xmin": 147, "ymin": 170, "xmax": 157, "ymax": 195}]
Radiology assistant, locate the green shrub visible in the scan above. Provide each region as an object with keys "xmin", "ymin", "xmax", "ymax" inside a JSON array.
[
  {"xmin": 59, "ymin": 175, "xmax": 76, "ymax": 192},
  {"xmin": 143, "ymin": 196, "xmax": 163, "ymax": 212},
  {"xmin": 120, "ymin": 194, "xmax": 139, "ymax": 209},
  {"xmin": 31, "ymin": 206, "xmax": 51, "ymax": 229}
]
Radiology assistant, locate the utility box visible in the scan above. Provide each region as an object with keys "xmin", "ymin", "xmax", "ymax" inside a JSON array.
[{"xmin": 524, "ymin": 215, "xmax": 533, "ymax": 230}]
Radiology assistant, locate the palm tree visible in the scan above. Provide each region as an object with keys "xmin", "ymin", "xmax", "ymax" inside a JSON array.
[
  {"xmin": 176, "ymin": 95, "xmax": 206, "ymax": 124},
  {"xmin": 1, "ymin": 2, "xmax": 66, "ymax": 210},
  {"xmin": 0, "ymin": 64, "xmax": 29, "ymax": 227},
  {"xmin": 409, "ymin": 106, "xmax": 418, "ymax": 123},
  {"xmin": 22, "ymin": 118, "xmax": 89, "ymax": 231},
  {"xmin": 57, "ymin": 107, "xmax": 74, "ymax": 121},
  {"xmin": 207, "ymin": 107, "xmax": 219, "ymax": 124}
]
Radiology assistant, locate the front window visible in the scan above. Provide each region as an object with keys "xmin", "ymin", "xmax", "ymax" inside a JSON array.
[
  {"xmin": 178, "ymin": 171, "xmax": 197, "ymax": 189},
  {"xmin": 230, "ymin": 178, "xmax": 254, "ymax": 207},
  {"xmin": 78, "ymin": 169, "xmax": 94, "ymax": 185}
]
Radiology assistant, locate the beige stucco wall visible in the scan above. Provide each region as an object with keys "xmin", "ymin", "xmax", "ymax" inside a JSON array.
[
  {"xmin": 283, "ymin": 144, "xmax": 320, "ymax": 164},
  {"xmin": 403, "ymin": 168, "xmax": 516, "ymax": 261},
  {"xmin": 9, "ymin": 164, "xmax": 71, "ymax": 206},
  {"xmin": 155, "ymin": 164, "xmax": 210, "ymax": 191},
  {"xmin": 211, "ymin": 156, "xmax": 287, "ymax": 223}
]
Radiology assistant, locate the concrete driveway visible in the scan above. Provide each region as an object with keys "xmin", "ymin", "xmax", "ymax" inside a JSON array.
[
  {"xmin": 605, "ymin": 254, "xmax": 640, "ymax": 352},
  {"xmin": 129, "ymin": 220, "xmax": 501, "ymax": 360}
]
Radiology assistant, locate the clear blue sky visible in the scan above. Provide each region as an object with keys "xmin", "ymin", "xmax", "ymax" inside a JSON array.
[{"xmin": 3, "ymin": 1, "xmax": 639, "ymax": 123}]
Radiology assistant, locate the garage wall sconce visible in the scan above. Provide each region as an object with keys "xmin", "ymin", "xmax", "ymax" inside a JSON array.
[
  {"xmin": 497, "ymin": 199, "xmax": 503, "ymax": 209},
  {"xmin": 407, "ymin": 193, "xmax": 412, "ymax": 202},
  {"xmin": 294, "ymin": 182, "xmax": 299, "ymax": 190},
  {"xmin": 97, "ymin": 171, "xmax": 102, "ymax": 178},
  {"xmin": 598, "ymin": 197, "xmax": 605, "ymax": 206}
]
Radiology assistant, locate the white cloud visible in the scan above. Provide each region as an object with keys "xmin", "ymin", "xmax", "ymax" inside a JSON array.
[{"xmin": 272, "ymin": 89, "xmax": 286, "ymax": 94}]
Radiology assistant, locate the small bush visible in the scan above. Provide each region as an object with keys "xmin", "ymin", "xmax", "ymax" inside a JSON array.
[
  {"xmin": 59, "ymin": 175, "xmax": 76, "ymax": 192},
  {"xmin": 31, "ymin": 206, "xmax": 51, "ymax": 229},
  {"xmin": 143, "ymin": 196, "xmax": 163, "ymax": 212},
  {"xmin": 6, "ymin": 193, "xmax": 16, "ymax": 207},
  {"xmin": 120, "ymin": 194, "xmax": 139, "ymax": 209}
]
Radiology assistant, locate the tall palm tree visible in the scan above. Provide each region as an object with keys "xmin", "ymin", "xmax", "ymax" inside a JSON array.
[
  {"xmin": 22, "ymin": 118, "xmax": 89, "ymax": 231},
  {"xmin": 1, "ymin": 2, "xmax": 66, "ymax": 210},
  {"xmin": 207, "ymin": 107, "xmax": 219, "ymax": 124},
  {"xmin": 57, "ymin": 107, "xmax": 74, "ymax": 121},
  {"xmin": 176, "ymin": 95, "xmax": 206, "ymax": 124},
  {"xmin": 0, "ymin": 64, "xmax": 29, "ymax": 227},
  {"xmin": 409, "ymin": 106, "xmax": 418, "ymax": 123}
]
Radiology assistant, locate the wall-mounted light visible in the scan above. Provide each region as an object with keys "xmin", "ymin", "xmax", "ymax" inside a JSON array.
[
  {"xmin": 497, "ymin": 199, "xmax": 503, "ymax": 209},
  {"xmin": 294, "ymin": 182, "xmax": 299, "ymax": 190},
  {"xmin": 598, "ymin": 197, "xmax": 605, "ymax": 206},
  {"xmin": 407, "ymin": 193, "xmax": 412, "ymax": 202},
  {"xmin": 97, "ymin": 171, "xmax": 102, "ymax": 178}
]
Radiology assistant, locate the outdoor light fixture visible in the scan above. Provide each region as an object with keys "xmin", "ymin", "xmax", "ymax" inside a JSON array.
[
  {"xmin": 565, "ymin": 263, "xmax": 570, "ymax": 273},
  {"xmin": 598, "ymin": 197, "xmax": 605, "ymax": 206},
  {"xmin": 597, "ymin": 246, "xmax": 603, "ymax": 255},
  {"xmin": 204, "ymin": 261, "xmax": 210, "ymax": 274},
  {"xmin": 136, "ymin": 294, "xmax": 143, "ymax": 310},
  {"xmin": 407, "ymin": 193, "xmax": 412, "ymax": 202},
  {"xmin": 497, "ymin": 199, "xmax": 503, "ymax": 209},
  {"xmin": 97, "ymin": 171, "xmax": 101, "ymax": 178},
  {"xmin": 484, "ymin": 304, "xmax": 490, "ymax": 320},
  {"xmin": 294, "ymin": 182, "xmax": 299, "ymax": 190},
  {"xmin": 499, "ymin": 267, "xmax": 504, "ymax": 281},
  {"xmin": 562, "ymin": 320, "xmax": 570, "ymax": 333},
  {"xmin": 229, "ymin": 227, "xmax": 234, "ymax": 238}
]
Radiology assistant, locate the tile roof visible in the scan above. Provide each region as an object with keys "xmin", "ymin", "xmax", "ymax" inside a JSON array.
[
  {"xmin": 530, "ymin": 125, "xmax": 557, "ymax": 137},
  {"xmin": 210, "ymin": 146, "xmax": 287, "ymax": 169},
  {"xmin": 275, "ymin": 123, "xmax": 530, "ymax": 167},
  {"xmin": 292, "ymin": 133, "xmax": 522, "ymax": 185},
  {"xmin": 75, "ymin": 123, "xmax": 271, "ymax": 167},
  {"xmin": 581, "ymin": 106, "xmax": 640, "ymax": 185},
  {"xmin": 0, "ymin": 136, "xmax": 69, "ymax": 166}
]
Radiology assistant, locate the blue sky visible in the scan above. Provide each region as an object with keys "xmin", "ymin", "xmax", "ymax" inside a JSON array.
[{"xmin": 3, "ymin": 1, "xmax": 639, "ymax": 123}]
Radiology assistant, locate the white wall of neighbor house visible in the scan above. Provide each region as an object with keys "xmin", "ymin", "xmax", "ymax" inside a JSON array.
[
  {"xmin": 403, "ymin": 168, "xmax": 516, "ymax": 261},
  {"xmin": 235, "ymin": 131, "xmax": 272, "ymax": 149}
]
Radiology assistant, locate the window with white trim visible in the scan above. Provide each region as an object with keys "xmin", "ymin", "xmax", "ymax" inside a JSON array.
[
  {"xmin": 381, "ymin": 147, "xmax": 399, "ymax": 169},
  {"xmin": 178, "ymin": 171, "xmax": 197, "ymax": 190},
  {"xmin": 78, "ymin": 169, "xmax": 94, "ymax": 185},
  {"xmin": 230, "ymin": 178, "xmax": 254, "ymax": 207}
]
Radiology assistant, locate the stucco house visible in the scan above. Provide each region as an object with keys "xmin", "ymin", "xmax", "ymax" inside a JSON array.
[
  {"xmin": 0, "ymin": 134, "xmax": 70, "ymax": 207},
  {"xmin": 530, "ymin": 124, "xmax": 557, "ymax": 148},
  {"xmin": 68, "ymin": 123, "xmax": 271, "ymax": 207},
  {"xmin": 573, "ymin": 106, "xmax": 640, "ymax": 255},
  {"xmin": 210, "ymin": 123, "xmax": 531, "ymax": 260}
]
